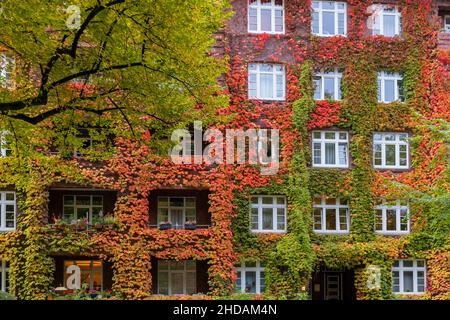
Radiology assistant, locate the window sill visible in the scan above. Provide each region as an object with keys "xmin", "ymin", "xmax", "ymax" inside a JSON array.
[
  {"xmin": 250, "ymin": 230, "xmax": 287, "ymax": 234},
  {"xmin": 314, "ymin": 231, "xmax": 349, "ymax": 235},
  {"xmin": 376, "ymin": 231, "xmax": 410, "ymax": 236},
  {"xmin": 311, "ymin": 34, "xmax": 347, "ymax": 38},
  {"xmin": 312, "ymin": 165, "xmax": 349, "ymax": 169},
  {"xmin": 248, "ymin": 97, "xmax": 286, "ymax": 102},
  {"xmin": 248, "ymin": 31, "xmax": 285, "ymax": 36}
]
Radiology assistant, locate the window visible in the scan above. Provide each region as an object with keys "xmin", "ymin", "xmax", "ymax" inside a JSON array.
[
  {"xmin": 445, "ymin": 15, "xmax": 450, "ymax": 32},
  {"xmin": 313, "ymin": 68, "xmax": 343, "ymax": 100},
  {"xmin": 373, "ymin": 133, "xmax": 409, "ymax": 169},
  {"xmin": 0, "ymin": 53, "xmax": 14, "ymax": 88},
  {"xmin": 248, "ymin": 63, "xmax": 285, "ymax": 100},
  {"xmin": 312, "ymin": 1, "xmax": 347, "ymax": 36},
  {"xmin": 0, "ymin": 260, "xmax": 9, "ymax": 292},
  {"xmin": 375, "ymin": 200, "xmax": 410, "ymax": 235},
  {"xmin": 248, "ymin": 0, "xmax": 284, "ymax": 34},
  {"xmin": 0, "ymin": 192, "xmax": 15, "ymax": 231},
  {"xmin": 250, "ymin": 196, "xmax": 286, "ymax": 233},
  {"xmin": 0, "ymin": 131, "xmax": 12, "ymax": 157},
  {"xmin": 312, "ymin": 131, "xmax": 349, "ymax": 168},
  {"xmin": 64, "ymin": 260, "xmax": 103, "ymax": 291},
  {"xmin": 313, "ymin": 197, "xmax": 349, "ymax": 234},
  {"xmin": 236, "ymin": 261, "xmax": 265, "ymax": 294},
  {"xmin": 392, "ymin": 260, "xmax": 426, "ymax": 294},
  {"xmin": 157, "ymin": 197, "xmax": 196, "ymax": 229},
  {"xmin": 158, "ymin": 260, "xmax": 196, "ymax": 295},
  {"xmin": 369, "ymin": 5, "xmax": 402, "ymax": 37},
  {"xmin": 377, "ymin": 72, "xmax": 404, "ymax": 103},
  {"xmin": 63, "ymin": 195, "xmax": 104, "ymax": 224}
]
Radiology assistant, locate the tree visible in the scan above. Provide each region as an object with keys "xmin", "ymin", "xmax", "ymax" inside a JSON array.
[{"xmin": 0, "ymin": 0, "xmax": 229, "ymax": 155}]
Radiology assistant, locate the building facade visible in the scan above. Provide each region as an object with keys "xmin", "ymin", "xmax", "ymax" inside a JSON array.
[{"xmin": 0, "ymin": 0, "xmax": 449, "ymax": 300}]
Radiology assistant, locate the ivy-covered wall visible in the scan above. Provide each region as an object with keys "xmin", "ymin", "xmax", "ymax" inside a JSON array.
[{"xmin": 0, "ymin": 0, "xmax": 449, "ymax": 300}]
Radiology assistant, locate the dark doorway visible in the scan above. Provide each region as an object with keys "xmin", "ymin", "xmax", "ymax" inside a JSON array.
[{"xmin": 311, "ymin": 269, "xmax": 356, "ymax": 300}]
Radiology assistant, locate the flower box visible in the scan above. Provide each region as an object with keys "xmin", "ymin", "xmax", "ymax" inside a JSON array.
[
  {"xmin": 184, "ymin": 223, "xmax": 197, "ymax": 230},
  {"xmin": 159, "ymin": 223, "xmax": 172, "ymax": 230}
]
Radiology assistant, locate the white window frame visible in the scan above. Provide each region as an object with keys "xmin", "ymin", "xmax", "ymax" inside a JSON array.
[
  {"xmin": 64, "ymin": 260, "xmax": 103, "ymax": 291},
  {"xmin": 236, "ymin": 261, "xmax": 265, "ymax": 294},
  {"xmin": 373, "ymin": 132, "xmax": 409, "ymax": 169},
  {"xmin": 157, "ymin": 260, "xmax": 197, "ymax": 295},
  {"xmin": 313, "ymin": 197, "xmax": 349, "ymax": 234},
  {"xmin": 377, "ymin": 71, "xmax": 404, "ymax": 103},
  {"xmin": 0, "ymin": 260, "xmax": 9, "ymax": 292},
  {"xmin": 445, "ymin": 15, "xmax": 450, "ymax": 32},
  {"xmin": 313, "ymin": 68, "xmax": 343, "ymax": 100},
  {"xmin": 0, "ymin": 192, "xmax": 16, "ymax": 232},
  {"xmin": 248, "ymin": 0, "xmax": 285, "ymax": 34},
  {"xmin": 392, "ymin": 259, "xmax": 426, "ymax": 294},
  {"xmin": 375, "ymin": 200, "xmax": 410, "ymax": 235},
  {"xmin": 0, "ymin": 53, "xmax": 14, "ymax": 89},
  {"xmin": 250, "ymin": 195, "xmax": 287, "ymax": 233},
  {"xmin": 312, "ymin": 131, "xmax": 349, "ymax": 168},
  {"xmin": 369, "ymin": 5, "xmax": 402, "ymax": 37},
  {"xmin": 63, "ymin": 194, "xmax": 104, "ymax": 224},
  {"xmin": 248, "ymin": 63, "xmax": 286, "ymax": 101},
  {"xmin": 311, "ymin": 1, "xmax": 347, "ymax": 37},
  {"xmin": 157, "ymin": 197, "xmax": 196, "ymax": 229}
]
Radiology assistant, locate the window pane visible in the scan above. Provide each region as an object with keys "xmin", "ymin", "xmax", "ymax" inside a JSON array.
[
  {"xmin": 76, "ymin": 196, "xmax": 90, "ymax": 206},
  {"xmin": 5, "ymin": 193, "xmax": 14, "ymax": 201},
  {"xmin": 313, "ymin": 208, "xmax": 322, "ymax": 230},
  {"xmin": 403, "ymin": 271, "xmax": 414, "ymax": 293},
  {"xmin": 323, "ymin": 12, "xmax": 335, "ymax": 35},
  {"xmin": 339, "ymin": 208, "xmax": 348, "ymax": 230},
  {"xmin": 245, "ymin": 271, "xmax": 257, "ymax": 293},
  {"xmin": 386, "ymin": 209, "xmax": 396, "ymax": 230},
  {"xmin": 249, "ymin": 8, "xmax": 257, "ymax": 31},
  {"xmin": 385, "ymin": 144, "xmax": 396, "ymax": 166},
  {"xmin": 275, "ymin": 9, "xmax": 283, "ymax": 32},
  {"xmin": 277, "ymin": 208, "xmax": 285, "ymax": 230},
  {"xmin": 383, "ymin": 15, "xmax": 395, "ymax": 36},
  {"xmin": 262, "ymin": 208, "xmax": 273, "ymax": 230},
  {"xmin": 262, "ymin": 197, "xmax": 273, "ymax": 204},
  {"xmin": 312, "ymin": 12, "xmax": 320, "ymax": 34},
  {"xmin": 261, "ymin": 9, "xmax": 272, "ymax": 32},
  {"xmin": 171, "ymin": 273, "xmax": 184, "ymax": 294},
  {"xmin": 325, "ymin": 143, "xmax": 336, "ymax": 165},
  {"xmin": 338, "ymin": 143, "xmax": 347, "ymax": 165},
  {"xmin": 322, "ymin": 2, "xmax": 334, "ymax": 10},
  {"xmin": 313, "ymin": 143, "xmax": 321, "ymax": 164},
  {"xmin": 251, "ymin": 208, "xmax": 259, "ymax": 229},
  {"xmin": 64, "ymin": 195, "xmax": 74, "ymax": 205},
  {"xmin": 403, "ymin": 260, "xmax": 413, "ymax": 267},
  {"xmin": 324, "ymin": 78, "xmax": 335, "ymax": 99},
  {"xmin": 170, "ymin": 198, "xmax": 184, "ymax": 207},
  {"xmin": 260, "ymin": 74, "xmax": 274, "ymax": 99},
  {"xmin": 384, "ymin": 79, "xmax": 395, "ymax": 102},
  {"xmin": 338, "ymin": 12, "xmax": 345, "ymax": 34},
  {"xmin": 313, "ymin": 77, "xmax": 322, "ymax": 99},
  {"xmin": 325, "ymin": 209, "xmax": 336, "ymax": 230}
]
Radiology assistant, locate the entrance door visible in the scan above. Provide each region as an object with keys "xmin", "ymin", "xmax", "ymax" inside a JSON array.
[{"xmin": 324, "ymin": 273, "xmax": 342, "ymax": 300}]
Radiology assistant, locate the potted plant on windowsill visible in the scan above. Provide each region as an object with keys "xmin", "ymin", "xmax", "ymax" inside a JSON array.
[
  {"xmin": 184, "ymin": 220, "xmax": 197, "ymax": 230},
  {"xmin": 159, "ymin": 221, "xmax": 172, "ymax": 230},
  {"xmin": 73, "ymin": 218, "xmax": 89, "ymax": 231},
  {"xmin": 91, "ymin": 216, "xmax": 105, "ymax": 231},
  {"xmin": 102, "ymin": 215, "xmax": 117, "ymax": 230}
]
